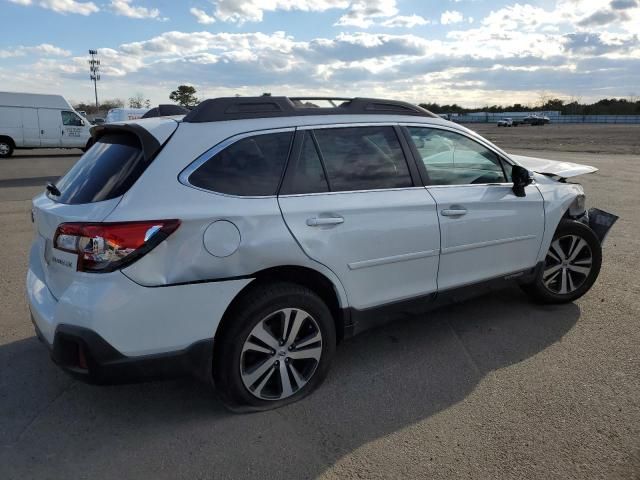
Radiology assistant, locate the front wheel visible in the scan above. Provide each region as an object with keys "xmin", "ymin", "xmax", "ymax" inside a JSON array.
[
  {"xmin": 0, "ymin": 139, "xmax": 14, "ymax": 158},
  {"xmin": 213, "ymin": 282, "xmax": 336, "ymax": 412},
  {"xmin": 521, "ymin": 219, "xmax": 602, "ymax": 303}
]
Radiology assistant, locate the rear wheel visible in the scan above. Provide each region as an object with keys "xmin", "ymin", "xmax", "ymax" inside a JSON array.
[
  {"xmin": 213, "ymin": 282, "xmax": 336, "ymax": 412},
  {"xmin": 521, "ymin": 219, "xmax": 602, "ymax": 303},
  {"xmin": 0, "ymin": 138, "xmax": 14, "ymax": 158}
]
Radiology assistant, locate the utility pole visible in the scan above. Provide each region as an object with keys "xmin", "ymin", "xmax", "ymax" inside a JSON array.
[{"xmin": 88, "ymin": 49, "xmax": 100, "ymax": 108}]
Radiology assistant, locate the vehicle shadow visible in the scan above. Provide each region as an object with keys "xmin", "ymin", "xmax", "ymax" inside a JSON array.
[{"xmin": 0, "ymin": 286, "xmax": 580, "ymax": 479}]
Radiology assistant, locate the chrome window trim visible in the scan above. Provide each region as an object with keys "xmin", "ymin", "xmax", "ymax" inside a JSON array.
[
  {"xmin": 298, "ymin": 122, "xmax": 400, "ymax": 131},
  {"xmin": 278, "ymin": 186, "xmax": 426, "ymax": 198},
  {"xmin": 178, "ymin": 127, "xmax": 296, "ymax": 199},
  {"xmin": 426, "ymin": 183, "xmax": 514, "ymax": 189}
]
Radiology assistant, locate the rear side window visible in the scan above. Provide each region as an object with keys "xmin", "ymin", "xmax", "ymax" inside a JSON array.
[
  {"xmin": 280, "ymin": 132, "xmax": 329, "ymax": 195},
  {"xmin": 53, "ymin": 133, "xmax": 146, "ymax": 204},
  {"xmin": 189, "ymin": 132, "xmax": 293, "ymax": 196},
  {"xmin": 313, "ymin": 126, "xmax": 412, "ymax": 192}
]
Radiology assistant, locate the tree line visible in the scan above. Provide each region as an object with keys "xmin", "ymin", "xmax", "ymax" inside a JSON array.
[
  {"xmin": 419, "ymin": 97, "xmax": 640, "ymax": 116},
  {"xmin": 73, "ymin": 85, "xmax": 640, "ymax": 116}
]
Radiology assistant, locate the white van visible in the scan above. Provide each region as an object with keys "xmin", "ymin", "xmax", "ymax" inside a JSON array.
[
  {"xmin": 104, "ymin": 108, "xmax": 149, "ymax": 123},
  {"xmin": 0, "ymin": 92, "xmax": 92, "ymax": 158}
]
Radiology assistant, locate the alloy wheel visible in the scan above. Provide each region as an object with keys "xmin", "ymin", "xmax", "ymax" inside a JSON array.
[
  {"xmin": 0, "ymin": 143, "xmax": 10, "ymax": 156},
  {"xmin": 543, "ymin": 234, "xmax": 593, "ymax": 295},
  {"xmin": 240, "ymin": 308, "xmax": 323, "ymax": 401}
]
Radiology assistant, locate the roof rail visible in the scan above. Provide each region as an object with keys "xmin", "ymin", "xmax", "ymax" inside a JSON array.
[
  {"xmin": 142, "ymin": 104, "xmax": 190, "ymax": 119},
  {"xmin": 182, "ymin": 96, "xmax": 437, "ymax": 123}
]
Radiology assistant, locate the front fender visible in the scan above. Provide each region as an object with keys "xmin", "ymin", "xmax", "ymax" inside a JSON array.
[{"xmin": 535, "ymin": 181, "xmax": 586, "ymax": 263}]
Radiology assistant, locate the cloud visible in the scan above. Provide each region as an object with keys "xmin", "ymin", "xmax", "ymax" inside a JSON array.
[
  {"xmin": 334, "ymin": 0, "xmax": 398, "ymax": 28},
  {"xmin": 480, "ymin": 4, "xmax": 552, "ymax": 32},
  {"xmin": 5, "ymin": 0, "xmax": 640, "ymax": 107},
  {"xmin": 610, "ymin": 0, "xmax": 638, "ymax": 9},
  {"xmin": 212, "ymin": 0, "xmax": 349, "ymax": 23},
  {"xmin": 578, "ymin": 8, "xmax": 630, "ymax": 26},
  {"xmin": 0, "ymin": 43, "xmax": 71, "ymax": 58},
  {"xmin": 190, "ymin": 7, "xmax": 216, "ymax": 24},
  {"xmin": 563, "ymin": 32, "xmax": 640, "ymax": 55},
  {"xmin": 380, "ymin": 14, "xmax": 429, "ymax": 28},
  {"xmin": 440, "ymin": 10, "xmax": 464, "ymax": 24},
  {"xmin": 110, "ymin": 0, "xmax": 163, "ymax": 19},
  {"xmin": 7, "ymin": 0, "xmax": 99, "ymax": 15}
]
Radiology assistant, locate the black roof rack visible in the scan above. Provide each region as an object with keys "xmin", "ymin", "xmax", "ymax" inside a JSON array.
[{"xmin": 182, "ymin": 96, "xmax": 437, "ymax": 123}]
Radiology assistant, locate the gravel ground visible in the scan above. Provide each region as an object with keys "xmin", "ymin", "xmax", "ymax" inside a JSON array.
[
  {"xmin": 0, "ymin": 131, "xmax": 638, "ymax": 479},
  {"xmin": 465, "ymin": 123, "xmax": 640, "ymax": 155}
]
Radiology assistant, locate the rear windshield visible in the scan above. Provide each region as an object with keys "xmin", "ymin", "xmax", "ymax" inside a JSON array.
[{"xmin": 52, "ymin": 133, "xmax": 147, "ymax": 204}]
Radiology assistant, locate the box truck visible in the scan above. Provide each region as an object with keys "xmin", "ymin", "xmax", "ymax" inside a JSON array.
[
  {"xmin": 104, "ymin": 108, "xmax": 149, "ymax": 123},
  {"xmin": 0, "ymin": 91, "xmax": 92, "ymax": 158}
]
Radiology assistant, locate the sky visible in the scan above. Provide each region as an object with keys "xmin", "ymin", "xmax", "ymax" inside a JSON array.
[{"xmin": 0, "ymin": 0, "xmax": 639, "ymax": 107}]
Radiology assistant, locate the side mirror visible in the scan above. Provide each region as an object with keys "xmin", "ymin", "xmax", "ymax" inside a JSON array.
[{"xmin": 512, "ymin": 164, "xmax": 533, "ymax": 197}]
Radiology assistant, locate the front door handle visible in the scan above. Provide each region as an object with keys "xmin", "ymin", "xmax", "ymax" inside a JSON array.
[
  {"xmin": 306, "ymin": 216, "xmax": 344, "ymax": 227},
  {"xmin": 441, "ymin": 208, "xmax": 467, "ymax": 217}
]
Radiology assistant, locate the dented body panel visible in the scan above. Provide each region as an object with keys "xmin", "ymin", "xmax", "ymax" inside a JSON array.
[{"xmin": 511, "ymin": 154, "xmax": 598, "ymax": 178}]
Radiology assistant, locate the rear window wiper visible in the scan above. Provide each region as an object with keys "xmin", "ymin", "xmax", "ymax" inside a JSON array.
[{"xmin": 46, "ymin": 182, "xmax": 61, "ymax": 196}]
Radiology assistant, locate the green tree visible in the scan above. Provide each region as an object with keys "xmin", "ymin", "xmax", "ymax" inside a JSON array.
[{"xmin": 169, "ymin": 85, "xmax": 199, "ymax": 107}]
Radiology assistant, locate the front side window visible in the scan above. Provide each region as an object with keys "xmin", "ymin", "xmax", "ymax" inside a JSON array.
[
  {"xmin": 407, "ymin": 127, "xmax": 508, "ymax": 185},
  {"xmin": 312, "ymin": 126, "xmax": 412, "ymax": 192},
  {"xmin": 189, "ymin": 131, "xmax": 293, "ymax": 196},
  {"xmin": 61, "ymin": 111, "xmax": 83, "ymax": 126}
]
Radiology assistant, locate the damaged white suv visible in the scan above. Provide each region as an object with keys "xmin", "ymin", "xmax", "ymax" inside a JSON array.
[{"xmin": 27, "ymin": 97, "xmax": 617, "ymax": 411}]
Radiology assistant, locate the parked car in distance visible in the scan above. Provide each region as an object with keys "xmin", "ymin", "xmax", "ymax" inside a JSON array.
[
  {"xmin": 497, "ymin": 118, "xmax": 514, "ymax": 127},
  {"xmin": 27, "ymin": 96, "xmax": 617, "ymax": 412},
  {"xmin": 0, "ymin": 91, "xmax": 92, "ymax": 157},
  {"xmin": 92, "ymin": 118, "xmax": 105, "ymax": 126},
  {"xmin": 523, "ymin": 115, "xmax": 551, "ymax": 126}
]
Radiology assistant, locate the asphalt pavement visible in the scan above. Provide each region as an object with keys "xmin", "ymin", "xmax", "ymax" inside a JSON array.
[{"xmin": 0, "ymin": 147, "xmax": 638, "ymax": 479}]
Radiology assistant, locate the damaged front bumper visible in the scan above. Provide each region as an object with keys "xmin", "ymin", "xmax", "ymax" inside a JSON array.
[{"xmin": 587, "ymin": 208, "xmax": 618, "ymax": 244}]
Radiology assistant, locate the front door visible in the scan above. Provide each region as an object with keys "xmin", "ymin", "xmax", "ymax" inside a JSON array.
[
  {"xmin": 60, "ymin": 110, "xmax": 88, "ymax": 148},
  {"xmin": 278, "ymin": 126, "xmax": 441, "ymax": 310},
  {"xmin": 405, "ymin": 126, "xmax": 545, "ymax": 290},
  {"xmin": 37, "ymin": 109, "xmax": 61, "ymax": 147}
]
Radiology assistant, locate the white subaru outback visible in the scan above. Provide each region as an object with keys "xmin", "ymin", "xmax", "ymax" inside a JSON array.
[{"xmin": 27, "ymin": 97, "xmax": 617, "ymax": 411}]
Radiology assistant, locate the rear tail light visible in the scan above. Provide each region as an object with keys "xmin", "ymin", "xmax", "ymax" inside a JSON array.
[{"xmin": 53, "ymin": 220, "xmax": 180, "ymax": 273}]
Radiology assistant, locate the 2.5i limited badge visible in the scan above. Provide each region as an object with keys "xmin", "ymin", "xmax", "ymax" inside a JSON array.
[{"xmin": 51, "ymin": 255, "xmax": 73, "ymax": 268}]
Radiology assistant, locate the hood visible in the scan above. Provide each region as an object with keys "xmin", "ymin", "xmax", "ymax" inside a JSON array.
[{"xmin": 511, "ymin": 154, "xmax": 598, "ymax": 179}]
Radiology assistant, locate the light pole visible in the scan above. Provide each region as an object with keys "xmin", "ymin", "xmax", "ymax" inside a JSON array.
[{"xmin": 88, "ymin": 49, "xmax": 100, "ymax": 108}]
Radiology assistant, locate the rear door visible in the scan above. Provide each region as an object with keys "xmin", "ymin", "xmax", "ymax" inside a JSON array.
[
  {"xmin": 405, "ymin": 125, "xmax": 544, "ymax": 290},
  {"xmin": 22, "ymin": 108, "xmax": 40, "ymax": 147},
  {"xmin": 37, "ymin": 108, "xmax": 62, "ymax": 147},
  {"xmin": 278, "ymin": 125, "xmax": 441, "ymax": 310}
]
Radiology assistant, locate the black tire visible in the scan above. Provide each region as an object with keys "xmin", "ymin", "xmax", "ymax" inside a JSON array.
[
  {"xmin": 521, "ymin": 219, "xmax": 602, "ymax": 304},
  {"xmin": 0, "ymin": 138, "xmax": 14, "ymax": 158},
  {"xmin": 213, "ymin": 282, "xmax": 336, "ymax": 412}
]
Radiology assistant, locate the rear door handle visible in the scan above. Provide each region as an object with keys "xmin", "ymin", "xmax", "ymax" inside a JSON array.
[
  {"xmin": 441, "ymin": 208, "xmax": 468, "ymax": 217},
  {"xmin": 306, "ymin": 216, "xmax": 344, "ymax": 227}
]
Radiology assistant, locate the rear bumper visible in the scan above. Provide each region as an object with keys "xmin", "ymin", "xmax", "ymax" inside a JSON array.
[
  {"xmin": 33, "ymin": 319, "xmax": 213, "ymax": 384},
  {"xmin": 26, "ymin": 239, "xmax": 253, "ymax": 383}
]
